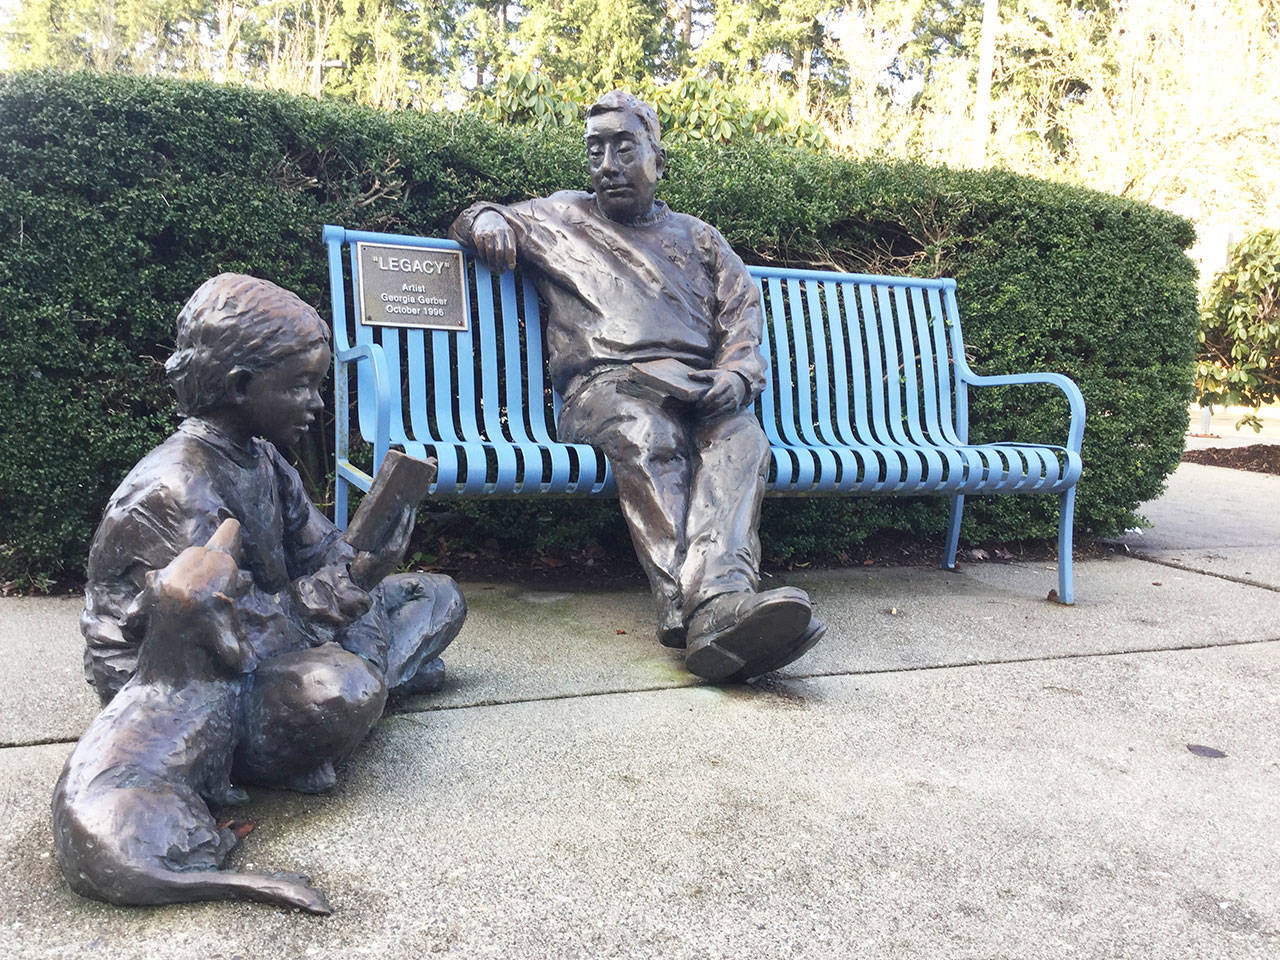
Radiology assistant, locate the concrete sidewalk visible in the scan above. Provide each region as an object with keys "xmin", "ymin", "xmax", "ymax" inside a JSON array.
[
  {"xmin": 1184, "ymin": 402, "xmax": 1280, "ymax": 448},
  {"xmin": 1, "ymin": 456, "xmax": 1277, "ymax": 958}
]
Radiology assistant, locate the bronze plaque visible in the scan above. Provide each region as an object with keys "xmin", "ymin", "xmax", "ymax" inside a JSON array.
[{"xmin": 355, "ymin": 242, "xmax": 469, "ymax": 331}]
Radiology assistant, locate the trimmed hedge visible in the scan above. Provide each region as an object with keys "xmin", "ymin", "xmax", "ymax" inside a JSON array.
[{"xmin": 0, "ymin": 70, "xmax": 1198, "ymax": 583}]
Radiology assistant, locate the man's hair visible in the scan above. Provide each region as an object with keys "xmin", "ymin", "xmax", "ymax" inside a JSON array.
[
  {"xmin": 586, "ymin": 90, "xmax": 662, "ymax": 153},
  {"xmin": 165, "ymin": 273, "xmax": 330, "ymax": 417}
]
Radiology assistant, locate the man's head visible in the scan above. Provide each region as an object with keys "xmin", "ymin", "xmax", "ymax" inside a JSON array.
[
  {"xmin": 585, "ymin": 90, "xmax": 665, "ymax": 223},
  {"xmin": 166, "ymin": 274, "xmax": 332, "ymax": 449}
]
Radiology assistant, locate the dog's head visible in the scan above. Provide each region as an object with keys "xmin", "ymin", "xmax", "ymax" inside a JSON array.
[{"xmin": 128, "ymin": 519, "xmax": 258, "ymax": 679}]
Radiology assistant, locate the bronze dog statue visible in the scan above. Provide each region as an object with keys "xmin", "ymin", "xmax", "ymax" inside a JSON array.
[{"xmin": 52, "ymin": 519, "xmax": 331, "ymax": 914}]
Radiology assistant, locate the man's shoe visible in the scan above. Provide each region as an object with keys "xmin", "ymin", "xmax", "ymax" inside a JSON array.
[
  {"xmin": 684, "ymin": 587, "xmax": 811, "ymax": 682},
  {"xmin": 657, "ymin": 623, "xmax": 687, "ymax": 649},
  {"xmin": 657, "ymin": 597, "xmax": 687, "ymax": 648},
  {"xmin": 724, "ymin": 615, "xmax": 827, "ymax": 682}
]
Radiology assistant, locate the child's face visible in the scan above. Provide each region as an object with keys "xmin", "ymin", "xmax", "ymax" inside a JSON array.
[{"xmin": 241, "ymin": 342, "xmax": 330, "ymax": 449}]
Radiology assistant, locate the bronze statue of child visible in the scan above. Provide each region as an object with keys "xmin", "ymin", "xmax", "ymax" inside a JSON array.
[
  {"xmin": 55, "ymin": 519, "xmax": 333, "ymax": 914},
  {"xmin": 80, "ymin": 273, "xmax": 466, "ymax": 794}
]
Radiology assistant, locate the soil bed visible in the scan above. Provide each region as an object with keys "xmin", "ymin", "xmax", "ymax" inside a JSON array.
[
  {"xmin": 5, "ymin": 519, "xmax": 1108, "ymax": 597},
  {"xmin": 407, "ymin": 527, "xmax": 1104, "ymax": 589},
  {"xmin": 1181, "ymin": 444, "xmax": 1280, "ymax": 476}
]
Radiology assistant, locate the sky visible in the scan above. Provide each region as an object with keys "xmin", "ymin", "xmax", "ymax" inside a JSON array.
[{"xmin": 0, "ymin": 0, "xmax": 17, "ymax": 70}]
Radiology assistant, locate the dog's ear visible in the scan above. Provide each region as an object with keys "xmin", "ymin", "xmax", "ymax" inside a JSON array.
[
  {"xmin": 122, "ymin": 569, "xmax": 162, "ymax": 641},
  {"xmin": 205, "ymin": 628, "xmax": 257, "ymax": 675},
  {"xmin": 204, "ymin": 518, "xmax": 243, "ymax": 564},
  {"xmin": 203, "ymin": 593, "xmax": 256, "ymax": 674}
]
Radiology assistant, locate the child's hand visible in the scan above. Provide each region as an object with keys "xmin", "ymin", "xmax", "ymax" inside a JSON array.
[{"xmin": 348, "ymin": 505, "xmax": 416, "ymax": 590}]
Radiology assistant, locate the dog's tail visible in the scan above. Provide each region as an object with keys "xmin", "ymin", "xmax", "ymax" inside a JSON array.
[
  {"xmin": 76, "ymin": 864, "xmax": 333, "ymax": 915},
  {"xmin": 159, "ymin": 869, "xmax": 332, "ymax": 914}
]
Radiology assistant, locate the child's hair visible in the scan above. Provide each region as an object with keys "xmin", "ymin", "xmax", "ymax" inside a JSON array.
[{"xmin": 165, "ymin": 274, "xmax": 331, "ymax": 416}]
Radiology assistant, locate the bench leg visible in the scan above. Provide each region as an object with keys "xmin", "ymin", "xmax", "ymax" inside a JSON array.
[
  {"xmin": 335, "ymin": 471, "xmax": 349, "ymax": 531},
  {"xmin": 1057, "ymin": 486, "xmax": 1076, "ymax": 605},
  {"xmin": 942, "ymin": 494, "xmax": 964, "ymax": 570}
]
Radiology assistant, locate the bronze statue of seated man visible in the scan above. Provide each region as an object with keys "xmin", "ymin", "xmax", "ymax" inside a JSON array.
[
  {"xmin": 80, "ymin": 273, "xmax": 466, "ymax": 793},
  {"xmin": 450, "ymin": 90, "xmax": 825, "ymax": 681}
]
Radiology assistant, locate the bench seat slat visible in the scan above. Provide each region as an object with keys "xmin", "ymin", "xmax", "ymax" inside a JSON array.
[
  {"xmin": 405, "ymin": 438, "xmax": 1079, "ymax": 498},
  {"xmin": 767, "ymin": 442, "xmax": 1079, "ymax": 494}
]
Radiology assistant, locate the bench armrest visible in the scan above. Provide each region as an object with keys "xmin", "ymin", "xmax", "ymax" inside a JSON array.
[
  {"xmin": 958, "ymin": 370, "xmax": 1086, "ymax": 453},
  {"xmin": 337, "ymin": 341, "xmax": 391, "ymax": 472}
]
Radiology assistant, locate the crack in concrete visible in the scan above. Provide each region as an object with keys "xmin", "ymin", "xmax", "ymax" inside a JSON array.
[
  {"xmin": 391, "ymin": 635, "xmax": 1280, "ymax": 717},
  {"xmin": 1127, "ymin": 552, "xmax": 1280, "ymax": 593},
  {"xmin": 6, "ymin": 636, "xmax": 1277, "ymax": 751},
  {"xmin": 0, "ymin": 734, "xmax": 76, "ymax": 750}
]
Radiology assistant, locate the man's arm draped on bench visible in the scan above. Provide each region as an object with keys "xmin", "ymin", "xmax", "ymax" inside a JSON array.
[
  {"xmin": 449, "ymin": 90, "xmax": 825, "ymax": 681},
  {"xmin": 448, "ymin": 192, "xmax": 765, "ymax": 407}
]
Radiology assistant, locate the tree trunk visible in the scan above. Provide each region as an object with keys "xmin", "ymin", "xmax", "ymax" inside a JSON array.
[
  {"xmin": 797, "ymin": 46, "xmax": 813, "ymax": 114},
  {"xmin": 312, "ymin": 2, "xmax": 323, "ymax": 97},
  {"xmin": 971, "ymin": 0, "xmax": 998, "ymax": 167}
]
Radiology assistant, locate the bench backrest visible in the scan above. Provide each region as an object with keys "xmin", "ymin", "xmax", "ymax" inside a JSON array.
[{"xmin": 324, "ymin": 228, "xmax": 971, "ymax": 495}]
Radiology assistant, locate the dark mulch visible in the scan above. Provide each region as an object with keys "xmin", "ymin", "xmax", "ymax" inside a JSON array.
[
  {"xmin": 1181, "ymin": 443, "xmax": 1280, "ymax": 476},
  {"xmin": 5, "ymin": 513, "xmax": 1103, "ymax": 598},
  {"xmin": 409, "ymin": 526, "xmax": 1106, "ymax": 590}
]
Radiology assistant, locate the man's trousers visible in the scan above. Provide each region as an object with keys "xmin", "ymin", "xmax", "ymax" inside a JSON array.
[{"xmin": 557, "ymin": 367, "xmax": 771, "ymax": 636}]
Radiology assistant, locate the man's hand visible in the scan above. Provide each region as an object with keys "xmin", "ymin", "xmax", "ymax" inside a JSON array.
[
  {"xmin": 471, "ymin": 210, "xmax": 518, "ymax": 273},
  {"xmin": 348, "ymin": 504, "xmax": 416, "ymax": 591},
  {"xmin": 690, "ymin": 369, "xmax": 748, "ymax": 418}
]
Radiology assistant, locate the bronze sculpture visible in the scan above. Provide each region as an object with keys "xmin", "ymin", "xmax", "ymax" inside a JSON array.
[
  {"xmin": 59, "ymin": 274, "xmax": 466, "ymax": 911},
  {"xmin": 450, "ymin": 90, "xmax": 824, "ymax": 681}
]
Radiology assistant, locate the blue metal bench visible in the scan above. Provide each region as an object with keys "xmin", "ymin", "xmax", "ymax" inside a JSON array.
[{"xmin": 323, "ymin": 226, "xmax": 1086, "ymax": 603}]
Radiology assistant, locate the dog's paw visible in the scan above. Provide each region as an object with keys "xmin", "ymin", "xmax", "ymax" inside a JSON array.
[{"xmin": 213, "ymin": 785, "xmax": 251, "ymax": 806}]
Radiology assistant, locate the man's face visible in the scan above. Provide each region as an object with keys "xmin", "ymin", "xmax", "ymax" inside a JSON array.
[
  {"xmin": 585, "ymin": 109, "xmax": 664, "ymax": 223},
  {"xmin": 240, "ymin": 341, "xmax": 330, "ymax": 450}
]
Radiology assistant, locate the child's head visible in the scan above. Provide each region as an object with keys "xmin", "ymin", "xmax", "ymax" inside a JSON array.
[{"xmin": 166, "ymin": 274, "xmax": 331, "ymax": 447}]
